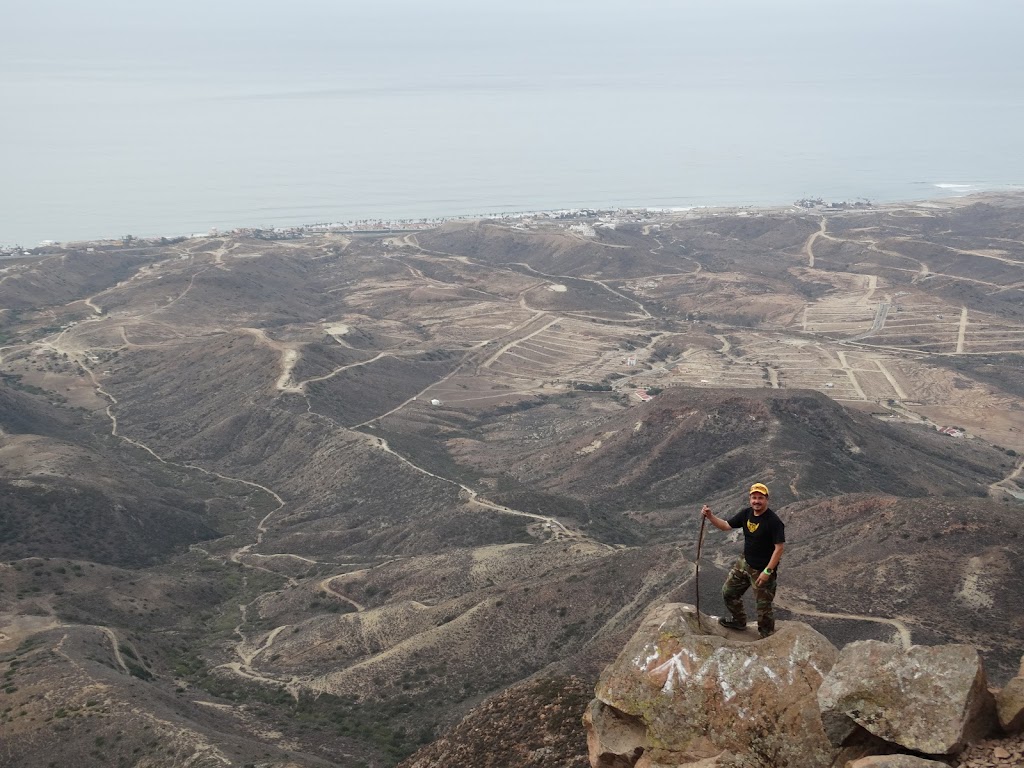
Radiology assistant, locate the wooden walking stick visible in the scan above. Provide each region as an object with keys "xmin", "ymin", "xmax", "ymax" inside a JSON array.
[{"xmin": 695, "ymin": 511, "xmax": 707, "ymax": 632}]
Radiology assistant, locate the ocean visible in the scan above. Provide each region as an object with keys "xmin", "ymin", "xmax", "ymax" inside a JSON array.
[{"xmin": 3, "ymin": 0, "xmax": 1023, "ymax": 246}]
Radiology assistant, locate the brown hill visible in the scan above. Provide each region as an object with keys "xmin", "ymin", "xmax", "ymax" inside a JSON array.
[
  {"xmin": 416, "ymin": 214, "xmax": 819, "ymax": 283},
  {"xmin": 780, "ymin": 493, "xmax": 1024, "ymax": 683},
  {"xmin": 0, "ymin": 617, "xmax": 339, "ymax": 768},
  {"xmin": 0, "ymin": 245, "xmax": 156, "ymax": 310},
  {"xmin": 0, "ymin": 384, "xmax": 247, "ymax": 565},
  {"xmin": 3, "ymin": 197, "xmax": 1024, "ymax": 767},
  {"xmin": 408, "ymin": 387, "xmax": 1008, "ymax": 536}
]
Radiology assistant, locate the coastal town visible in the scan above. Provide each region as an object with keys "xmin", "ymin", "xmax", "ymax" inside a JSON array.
[
  {"xmin": 0, "ymin": 207, "xmax": 654, "ymax": 255},
  {"xmin": 1, "ymin": 198, "xmax": 880, "ymax": 256}
]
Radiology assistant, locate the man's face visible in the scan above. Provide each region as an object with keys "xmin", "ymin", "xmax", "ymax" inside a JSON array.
[{"xmin": 749, "ymin": 492, "xmax": 768, "ymax": 512}]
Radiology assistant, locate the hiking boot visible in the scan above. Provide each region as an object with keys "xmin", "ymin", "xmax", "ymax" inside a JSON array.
[
  {"xmin": 718, "ymin": 616, "xmax": 746, "ymax": 630},
  {"xmin": 758, "ymin": 628, "xmax": 775, "ymax": 639}
]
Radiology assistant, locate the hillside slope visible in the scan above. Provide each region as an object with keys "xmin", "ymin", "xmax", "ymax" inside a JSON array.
[{"xmin": 433, "ymin": 387, "xmax": 1008, "ymax": 527}]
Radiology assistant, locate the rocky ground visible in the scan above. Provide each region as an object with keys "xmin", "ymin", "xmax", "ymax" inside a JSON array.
[
  {"xmin": 398, "ymin": 675, "xmax": 592, "ymax": 768},
  {"xmin": 956, "ymin": 734, "xmax": 1024, "ymax": 768}
]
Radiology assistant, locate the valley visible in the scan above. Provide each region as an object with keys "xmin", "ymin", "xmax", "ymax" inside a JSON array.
[{"xmin": 1, "ymin": 193, "xmax": 1023, "ymax": 767}]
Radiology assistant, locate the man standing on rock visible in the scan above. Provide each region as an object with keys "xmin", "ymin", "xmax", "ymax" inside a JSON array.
[{"xmin": 701, "ymin": 483, "xmax": 785, "ymax": 639}]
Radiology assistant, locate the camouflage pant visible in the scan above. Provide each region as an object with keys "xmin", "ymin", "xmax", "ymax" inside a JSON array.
[{"xmin": 722, "ymin": 558, "xmax": 778, "ymax": 634}]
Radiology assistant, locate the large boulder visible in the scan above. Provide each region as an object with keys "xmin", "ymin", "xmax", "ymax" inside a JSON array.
[
  {"xmin": 996, "ymin": 655, "xmax": 1024, "ymax": 734},
  {"xmin": 587, "ymin": 603, "xmax": 839, "ymax": 768},
  {"xmin": 817, "ymin": 640, "xmax": 996, "ymax": 755}
]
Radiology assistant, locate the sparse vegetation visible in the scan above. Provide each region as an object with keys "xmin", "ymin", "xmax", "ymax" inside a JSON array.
[{"xmin": 1, "ymin": 202, "xmax": 1023, "ymax": 767}]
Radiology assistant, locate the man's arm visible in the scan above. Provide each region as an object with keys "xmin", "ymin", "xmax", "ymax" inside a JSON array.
[
  {"xmin": 701, "ymin": 505, "xmax": 733, "ymax": 532},
  {"xmin": 755, "ymin": 543, "xmax": 785, "ymax": 586}
]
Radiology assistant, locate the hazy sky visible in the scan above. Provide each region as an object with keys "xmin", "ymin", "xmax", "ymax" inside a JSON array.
[{"xmin": 6, "ymin": 0, "xmax": 1024, "ymax": 91}]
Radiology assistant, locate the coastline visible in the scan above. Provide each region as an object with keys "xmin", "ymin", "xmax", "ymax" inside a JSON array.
[{"xmin": 3, "ymin": 187, "xmax": 1023, "ymax": 255}]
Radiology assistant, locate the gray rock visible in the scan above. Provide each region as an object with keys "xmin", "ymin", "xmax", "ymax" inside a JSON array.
[
  {"xmin": 996, "ymin": 674, "xmax": 1024, "ymax": 734},
  {"xmin": 589, "ymin": 603, "xmax": 838, "ymax": 768},
  {"xmin": 817, "ymin": 640, "xmax": 996, "ymax": 755}
]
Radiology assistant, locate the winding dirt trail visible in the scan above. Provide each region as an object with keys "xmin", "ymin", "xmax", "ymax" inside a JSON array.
[
  {"xmin": 801, "ymin": 218, "xmax": 895, "ymax": 344},
  {"xmin": 238, "ymin": 327, "xmax": 303, "ymax": 393},
  {"xmin": 899, "ymin": 238, "xmax": 1024, "ymax": 267},
  {"xmin": 989, "ymin": 457, "xmax": 1024, "ymax": 498},
  {"xmin": 73, "ymin": 362, "xmax": 169, "ymax": 463},
  {"xmin": 2, "ymin": 331, "xmax": 296, "ymax": 696},
  {"xmin": 15, "ymin": 621, "xmax": 133, "ymax": 677},
  {"xmin": 76, "ymin": 354, "xmax": 290, "ymax": 545},
  {"xmin": 505, "ymin": 261, "xmax": 653, "ymax": 320},
  {"xmin": 219, "ymin": 603, "xmax": 305, "ymax": 699},
  {"xmin": 217, "ymin": 661, "xmax": 303, "ymax": 700},
  {"xmin": 395, "ymin": 234, "xmax": 653, "ymax": 319},
  {"xmin": 319, "ymin": 575, "xmax": 366, "ymax": 612},
  {"xmin": 42, "ymin": 335, "xmax": 312, "ymax": 693},
  {"xmin": 294, "ymin": 351, "xmax": 393, "ymax": 389},
  {"xmin": 247, "ymin": 552, "xmax": 333, "ymax": 566},
  {"xmin": 364, "ymin": 432, "xmax": 574, "ymax": 537},
  {"xmin": 795, "ymin": 218, "xmax": 1018, "ymax": 355},
  {"xmin": 817, "ymin": 227, "xmax": 1020, "ymax": 294},
  {"xmin": 776, "ymin": 597, "xmax": 913, "ymax": 649},
  {"xmin": 2, "ymin": 233, "xmax": 635, "ymax": 706},
  {"xmin": 804, "ymin": 218, "xmax": 826, "ymax": 267},
  {"xmin": 237, "ymin": 624, "xmax": 292, "ymax": 668},
  {"xmin": 96, "ymin": 626, "xmax": 130, "ymax": 673}
]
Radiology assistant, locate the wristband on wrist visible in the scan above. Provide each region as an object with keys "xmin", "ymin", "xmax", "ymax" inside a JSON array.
[{"xmin": 763, "ymin": 567, "xmax": 773, "ymax": 575}]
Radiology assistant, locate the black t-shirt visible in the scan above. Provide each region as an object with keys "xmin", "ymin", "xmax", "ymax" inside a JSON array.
[{"xmin": 727, "ymin": 507, "xmax": 785, "ymax": 571}]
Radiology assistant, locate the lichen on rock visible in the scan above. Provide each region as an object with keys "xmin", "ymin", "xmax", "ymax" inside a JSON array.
[
  {"xmin": 817, "ymin": 640, "xmax": 997, "ymax": 755},
  {"xmin": 587, "ymin": 603, "xmax": 838, "ymax": 768}
]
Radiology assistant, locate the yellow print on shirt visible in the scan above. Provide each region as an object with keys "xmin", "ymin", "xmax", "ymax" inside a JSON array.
[{"xmin": 746, "ymin": 520, "xmax": 760, "ymax": 533}]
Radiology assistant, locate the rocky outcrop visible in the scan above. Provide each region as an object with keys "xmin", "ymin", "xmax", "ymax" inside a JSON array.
[
  {"xmin": 995, "ymin": 655, "xmax": 1024, "ymax": 734},
  {"xmin": 817, "ymin": 640, "xmax": 996, "ymax": 754},
  {"xmin": 586, "ymin": 604, "xmax": 1012, "ymax": 768},
  {"xmin": 586, "ymin": 603, "xmax": 839, "ymax": 768}
]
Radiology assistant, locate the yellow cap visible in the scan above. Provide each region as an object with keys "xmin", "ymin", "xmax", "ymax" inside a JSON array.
[{"xmin": 749, "ymin": 483, "xmax": 770, "ymax": 497}]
